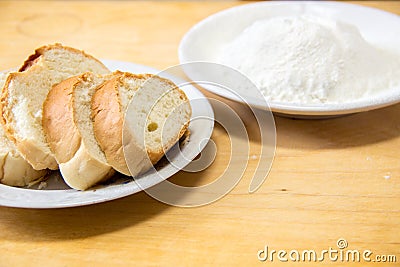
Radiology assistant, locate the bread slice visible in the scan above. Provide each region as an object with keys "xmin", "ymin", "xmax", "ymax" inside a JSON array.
[
  {"xmin": 92, "ymin": 72, "xmax": 191, "ymax": 176},
  {"xmin": 0, "ymin": 71, "xmax": 47, "ymax": 186},
  {"xmin": 43, "ymin": 72, "xmax": 115, "ymax": 190},
  {"xmin": 1, "ymin": 44, "xmax": 110, "ymax": 171}
]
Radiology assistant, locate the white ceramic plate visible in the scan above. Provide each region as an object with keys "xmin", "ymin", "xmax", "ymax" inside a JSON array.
[
  {"xmin": 0, "ymin": 61, "xmax": 214, "ymax": 208},
  {"xmin": 179, "ymin": 1, "xmax": 400, "ymax": 118}
]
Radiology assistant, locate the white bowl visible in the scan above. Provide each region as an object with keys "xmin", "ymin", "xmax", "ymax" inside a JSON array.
[{"xmin": 179, "ymin": 1, "xmax": 400, "ymax": 118}]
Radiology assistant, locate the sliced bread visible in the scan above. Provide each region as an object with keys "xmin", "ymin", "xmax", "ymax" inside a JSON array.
[
  {"xmin": 0, "ymin": 72, "xmax": 47, "ymax": 186},
  {"xmin": 1, "ymin": 44, "xmax": 110, "ymax": 170},
  {"xmin": 43, "ymin": 72, "xmax": 115, "ymax": 190},
  {"xmin": 92, "ymin": 72, "xmax": 191, "ymax": 176}
]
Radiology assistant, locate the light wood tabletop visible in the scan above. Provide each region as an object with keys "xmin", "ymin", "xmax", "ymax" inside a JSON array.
[{"xmin": 0, "ymin": 1, "xmax": 399, "ymax": 266}]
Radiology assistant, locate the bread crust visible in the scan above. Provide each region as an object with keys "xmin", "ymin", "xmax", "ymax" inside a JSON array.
[
  {"xmin": 19, "ymin": 43, "xmax": 107, "ymax": 72},
  {"xmin": 91, "ymin": 72, "xmax": 127, "ymax": 174},
  {"xmin": 1, "ymin": 73, "xmax": 16, "ymax": 141},
  {"xmin": 43, "ymin": 75, "xmax": 81, "ymax": 163}
]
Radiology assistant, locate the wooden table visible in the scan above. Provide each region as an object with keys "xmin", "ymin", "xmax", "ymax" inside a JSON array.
[{"xmin": 0, "ymin": 1, "xmax": 399, "ymax": 266}]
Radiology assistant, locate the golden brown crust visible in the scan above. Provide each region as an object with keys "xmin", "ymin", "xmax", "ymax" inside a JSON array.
[
  {"xmin": 43, "ymin": 75, "xmax": 82, "ymax": 163},
  {"xmin": 0, "ymin": 73, "xmax": 16, "ymax": 141},
  {"xmin": 91, "ymin": 72, "xmax": 126, "ymax": 174},
  {"xmin": 19, "ymin": 52, "xmax": 41, "ymax": 72},
  {"xmin": 19, "ymin": 43, "xmax": 108, "ymax": 73}
]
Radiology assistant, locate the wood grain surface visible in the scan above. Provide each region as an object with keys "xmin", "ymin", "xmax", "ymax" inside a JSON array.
[{"xmin": 0, "ymin": 1, "xmax": 399, "ymax": 266}]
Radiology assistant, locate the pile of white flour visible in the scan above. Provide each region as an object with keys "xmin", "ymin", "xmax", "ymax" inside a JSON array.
[{"xmin": 218, "ymin": 16, "xmax": 400, "ymax": 103}]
